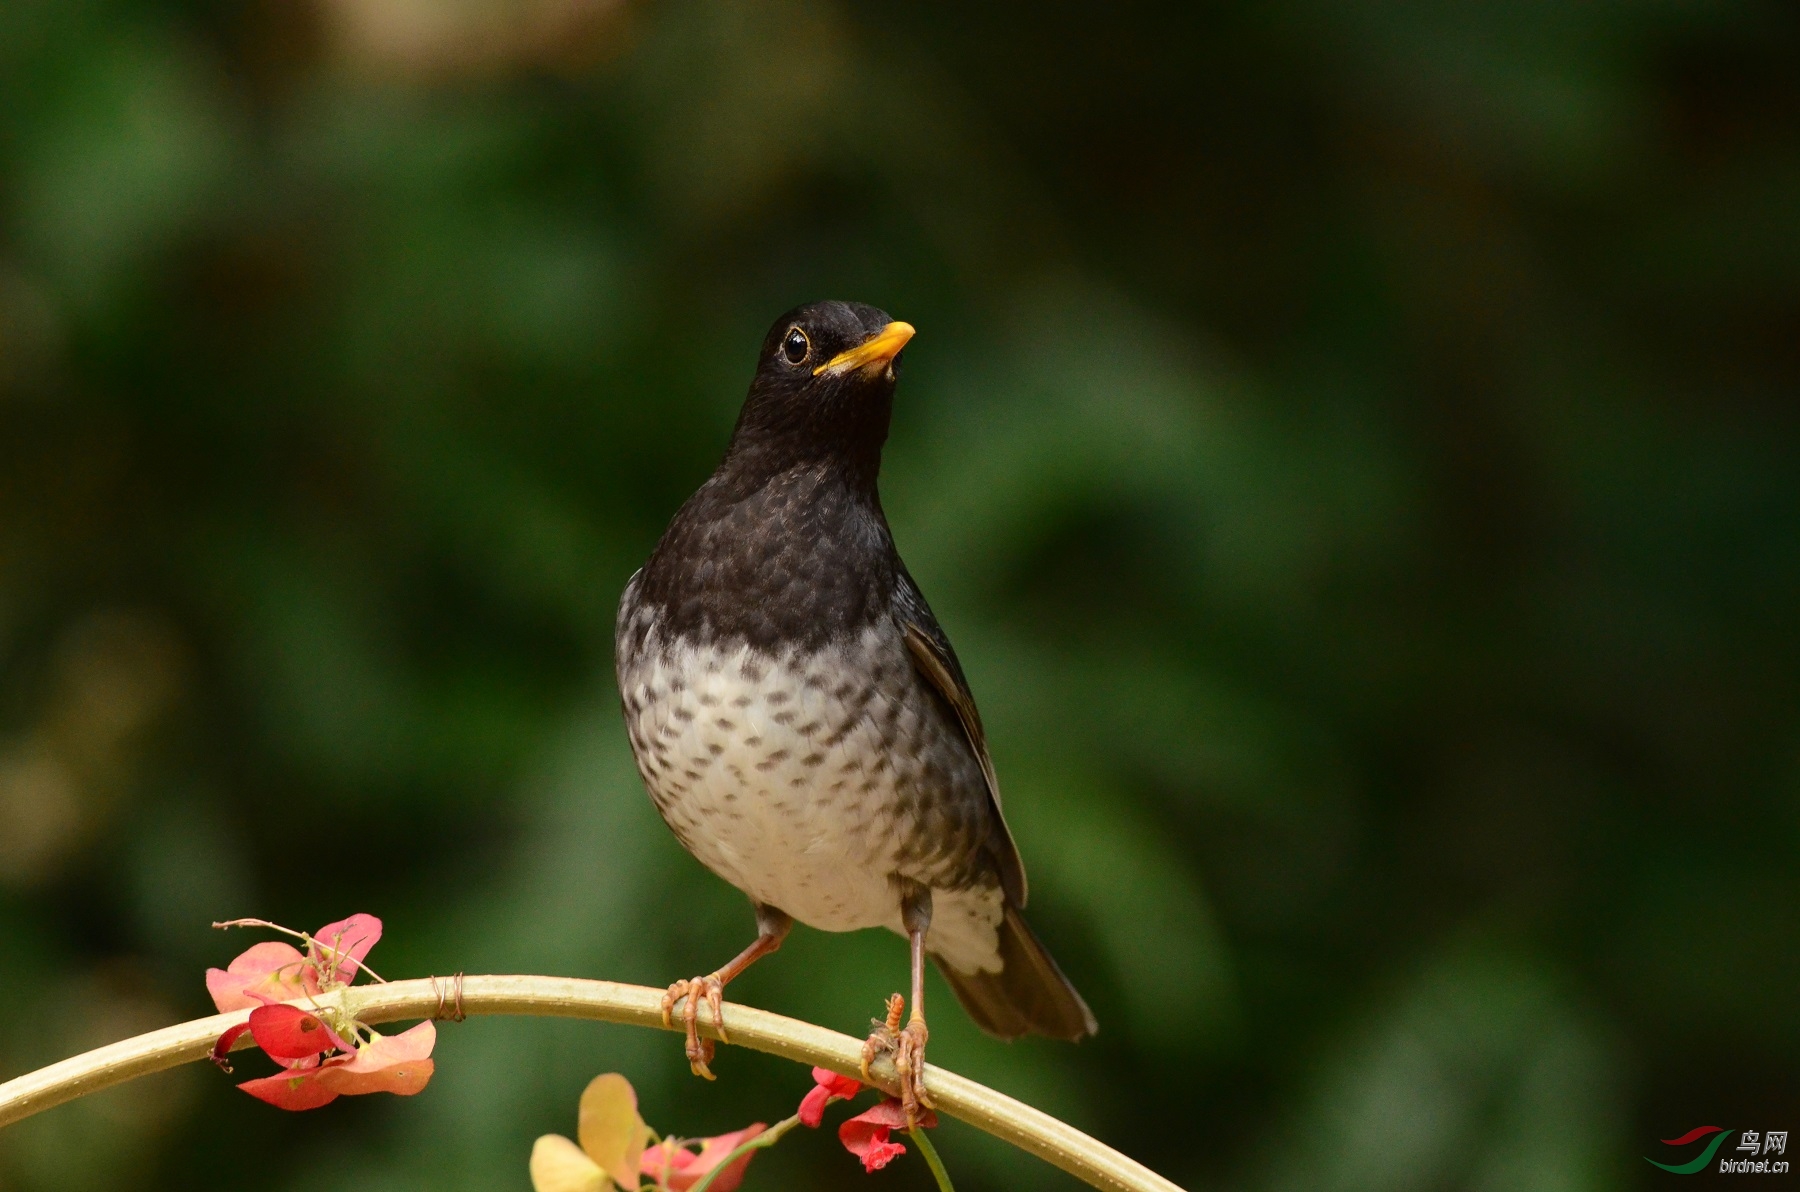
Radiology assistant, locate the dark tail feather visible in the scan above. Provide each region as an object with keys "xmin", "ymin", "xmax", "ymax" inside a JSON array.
[{"xmin": 935, "ymin": 904, "xmax": 1097, "ymax": 1041}]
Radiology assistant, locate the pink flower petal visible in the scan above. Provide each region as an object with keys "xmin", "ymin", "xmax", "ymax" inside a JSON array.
[
  {"xmin": 308, "ymin": 914, "xmax": 382, "ymax": 985},
  {"xmin": 247, "ymin": 1004, "xmax": 339, "ymax": 1061},
  {"xmin": 210, "ymin": 1021, "xmax": 252, "ymax": 1071},
  {"xmin": 318, "ymin": 1055, "xmax": 436, "ymax": 1098},
  {"xmin": 813, "ymin": 1067, "xmax": 864, "ymax": 1097},
  {"xmin": 847, "ymin": 1099, "xmax": 913, "ymax": 1129},
  {"xmin": 683, "ymin": 1125, "xmax": 764, "ymax": 1192},
  {"xmin": 638, "ymin": 1125, "xmax": 765, "ymax": 1192},
  {"xmin": 239, "ymin": 1067, "xmax": 340, "ymax": 1111},
  {"xmin": 313, "ymin": 1022, "xmax": 436, "ymax": 1097},
  {"xmin": 798, "ymin": 1085, "xmax": 834, "ymax": 1129},
  {"xmin": 237, "ymin": 1023, "xmax": 434, "ymax": 1109},
  {"xmin": 206, "ymin": 941, "xmax": 311, "ymax": 1012},
  {"xmin": 637, "ymin": 1140, "xmax": 689, "ymax": 1186},
  {"xmin": 637, "ymin": 1141, "xmax": 693, "ymax": 1189},
  {"xmin": 799, "ymin": 1067, "xmax": 863, "ymax": 1127},
  {"xmin": 857, "ymin": 1135, "xmax": 907, "ymax": 1172},
  {"xmin": 838, "ymin": 1099, "xmax": 936, "ymax": 1173}
]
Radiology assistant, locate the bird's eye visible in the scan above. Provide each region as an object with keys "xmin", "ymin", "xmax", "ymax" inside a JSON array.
[{"xmin": 782, "ymin": 327, "xmax": 810, "ymax": 365}]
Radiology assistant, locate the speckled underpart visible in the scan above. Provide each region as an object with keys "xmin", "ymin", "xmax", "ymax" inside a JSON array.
[
  {"xmin": 616, "ymin": 595, "xmax": 1006, "ymax": 975},
  {"xmin": 612, "ymin": 300, "xmax": 1093, "ymax": 1043}
]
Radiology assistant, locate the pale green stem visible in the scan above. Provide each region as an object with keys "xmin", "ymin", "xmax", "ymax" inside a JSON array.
[
  {"xmin": 911, "ymin": 1124, "xmax": 957, "ymax": 1192},
  {"xmin": 0, "ymin": 976, "xmax": 1184, "ymax": 1192},
  {"xmin": 685, "ymin": 1113, "xmax": 804, "ymax": 1192}
]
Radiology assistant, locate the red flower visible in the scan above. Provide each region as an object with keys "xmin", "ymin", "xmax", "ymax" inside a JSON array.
[
  {"xmin": 307, "ymin": 913, "xmax": 383, "ymax": 984},
  {"xmin": 205, "ymin": 913, "xmax": 432, "ymax": 1111},
  {"xmin": 798, "ymin": 1066, "xmax": 937, "ymax": 1173},
  {"xmin": 205, "ymin": 940, "xmax": 312, "ymax": 1011},
  {"xmin": 237, "ymin": 1022, "xmax": 436, "ymax": 1111},
  {"xmin": 839, "ymin": 1098, "xmax": 937, "ymax": 1174},
  {"xmin": 639, "ymin": 1124, "xmax": 765, "ymax": 1191},
  {"xmin": 205, "ymin": 914, "xmax": 383, "ymax": 1012},
  {"xmin": 799, "ymin": 1066, "xmax": 863, "ymax": 1128},
  {"xmin": 248, "ymin": 1003, "xmax": 352, "ymax": 1060}
]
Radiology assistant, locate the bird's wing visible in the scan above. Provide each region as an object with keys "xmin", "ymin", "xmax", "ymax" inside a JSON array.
[
  {"xmin": 613, "ymin": 568, "xmax": 645, "ymax": 661},
  {"xmin": 894, "ymin": 568, "xmax": 1028, "ymax": 906}
]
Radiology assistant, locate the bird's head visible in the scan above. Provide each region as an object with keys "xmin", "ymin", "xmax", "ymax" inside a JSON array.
[{"xmin": 723, "ymin": 300, "xmax": 915, "ymax": 485}]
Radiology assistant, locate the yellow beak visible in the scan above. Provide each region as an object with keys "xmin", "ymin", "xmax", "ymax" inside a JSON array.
[{"xmin": 814, "ymin": 321, "xmax": 916, "ymax": 377}]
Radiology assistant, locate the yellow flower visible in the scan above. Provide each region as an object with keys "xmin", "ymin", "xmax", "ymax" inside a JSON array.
[{"xmin": 529, "ymin": 1073, "xmax": 650, "ymax": 1192}]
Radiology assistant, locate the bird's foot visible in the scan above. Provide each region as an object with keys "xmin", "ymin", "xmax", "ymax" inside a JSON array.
[
  {"xmin": 661, "ymin": 974, "xmax": 727, "ymax": 1079},
  {"xmin": 861, "ymin": 993, "xmax": 933, "ymax": 1125},
  {"xmin": 859, "ymin": 993, "xmax": 904, "ymax": 1082}
]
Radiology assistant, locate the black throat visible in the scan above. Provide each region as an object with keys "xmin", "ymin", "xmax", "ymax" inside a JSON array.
[
  {"xmin": 631, "ymin": 299, "xmax": 910, "ymax": 652},
  {"xmin": 633, "ymin": 450, "xmax": 900, "ymax": 654}
]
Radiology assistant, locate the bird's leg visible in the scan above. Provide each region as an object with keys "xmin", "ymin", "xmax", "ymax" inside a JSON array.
[
  {"xmin": 895, "ymin": 901, "xmax": 935, "ymax": 1122},
  {"xmin": 861, "ymin": 884, "xmax": 934, "ymax": 1125},
  {"xmin": 662, "ymin": 903, "xmax": 791, "ymax": 1080}
]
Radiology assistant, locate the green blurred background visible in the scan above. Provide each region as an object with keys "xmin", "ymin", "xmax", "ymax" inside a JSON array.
[{"xmin": 2, "ymin": 0, "xmax": 1797, "ymax": 1188}]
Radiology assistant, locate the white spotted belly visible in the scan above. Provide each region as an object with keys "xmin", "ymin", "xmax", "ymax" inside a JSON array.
[
  {"xmin": 621, "ymin": 630, "xmax": 913, "ymax": 932},
  {"xmin": 617, "ymin": 625, "xmax": 1007, "ymax": 973}
]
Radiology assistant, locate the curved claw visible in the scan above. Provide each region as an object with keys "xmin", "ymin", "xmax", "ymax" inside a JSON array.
[
  {"xmin": 860, "ymin": 1027, "xmax": 892, "ymax": 1085},
  {"xmin": 707, "ymin": 979, "xmax": 729, "ymax": 1044},
  {"xmin": 684, "ymin": 987, "xmax": 717, "ymax": 1080},
  {"xmin": 664, "ymin": 975, "xmax": 725, "ymax": 1080}
]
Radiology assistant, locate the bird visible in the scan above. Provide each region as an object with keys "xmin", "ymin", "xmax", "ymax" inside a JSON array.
[{"xmin": 614, "ymin": 300, "xmax": 1096, "ymax": 1119}]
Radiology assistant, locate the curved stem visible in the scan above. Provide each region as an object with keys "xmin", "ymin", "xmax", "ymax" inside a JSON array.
[
  {"xmin": 0, "ymin": 975, "xmax": 1183, "ymax": 1192},
  {"xmin": 686, "ymin": 1112, "xmax": 804, "ymax": 1192},
  {"xmin": 910, "ymin": 1123, "xmax": 958, "ymax": 1192}
]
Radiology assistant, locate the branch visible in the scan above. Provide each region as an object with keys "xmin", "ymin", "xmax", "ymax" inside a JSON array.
[{"xmin": 0, "ymin": 975, "xmax": 1183, "ymax": 1192}]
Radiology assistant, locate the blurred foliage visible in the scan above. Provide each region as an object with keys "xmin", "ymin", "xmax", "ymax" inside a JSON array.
[{"xmin": 1, "ymin": 0, "xmax": 1797, "ymax": 1189}]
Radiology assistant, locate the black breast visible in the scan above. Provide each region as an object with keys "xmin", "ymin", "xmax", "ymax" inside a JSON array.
[{"xmin": 630, "ymin": 461, "xmax": 899, "ymax": 653}]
